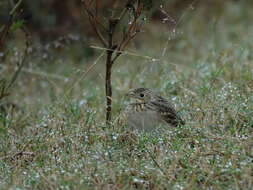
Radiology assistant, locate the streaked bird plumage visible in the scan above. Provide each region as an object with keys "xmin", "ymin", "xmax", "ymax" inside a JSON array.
[{"xmin": 125, "ymin": 88, "xmax": 184, "ymax": 131}]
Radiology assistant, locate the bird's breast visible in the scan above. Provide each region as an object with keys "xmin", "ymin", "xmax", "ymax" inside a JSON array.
[{"xmin": 125, "ymin": 103, "xmax": 164, "ymax": 131}]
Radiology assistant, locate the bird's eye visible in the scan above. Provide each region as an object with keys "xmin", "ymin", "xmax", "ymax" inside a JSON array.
[{"xmin": 140, "ymin": 93, "xmax": 145, "ymax": 98}]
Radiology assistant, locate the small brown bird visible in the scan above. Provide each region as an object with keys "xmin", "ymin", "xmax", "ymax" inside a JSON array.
[{"xmin": 125, "ymin": 88, "xmax": 184, "ymax": 131}]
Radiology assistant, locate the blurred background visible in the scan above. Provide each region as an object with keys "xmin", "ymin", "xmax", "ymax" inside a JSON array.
[
  {"xmin": 0, "ymin": 0, "xmax": 253, "ymax": 113},
  {"xmin": 1, "ymin": 0, "xmax": 252, "ymax": 40}
]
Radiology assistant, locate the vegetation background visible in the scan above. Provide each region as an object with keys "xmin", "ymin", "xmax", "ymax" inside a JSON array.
[{"xmin": 0, "ymin": 0, "xmax": 252, "ymax": 189}]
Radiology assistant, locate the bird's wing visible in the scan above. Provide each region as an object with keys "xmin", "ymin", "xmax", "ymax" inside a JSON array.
[{"xmin": 150, "ymin": 99, "xmax": 184, "ymax": 127}]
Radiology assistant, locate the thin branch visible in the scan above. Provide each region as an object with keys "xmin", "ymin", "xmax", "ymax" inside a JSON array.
[
  {"xmin": 118, "ymin": 8, "xmax": 127, "ymax": 21},
  {"xmin": 121, "ymin": 31, "xmax": 138, "ymax": 49},
  {"xmin": 0, "ymin": 0, "xmax": 28, "ymax": 92},
  {"xmin": 0, "ymin": 25, "xmax": 11, "ymax": 50},
  {"xmin": 65, "ymin": 51, "xmax": 105, "ymax": 96},
  {"xmin": 0, "ymin": 0, "xmax": 23, "ymax": 50},
  {"xmin": 82, "ymin": 1, "xmax": 107, "ymax": 31},
  {"xmin": 161, "ymin": 0, "xmax": 198, "ymax": 57},
  {"xmin": 90, "ymin": 45, "xmax": 158, "ymax": 61},
  {"xmin": 116, "ymin": 8, "xmax": 141, "ymax": 53},
  {"xmin": 112, "ymin": 32, "xmax": 139, "ymax": 63},
  {"xmin": 146, "ymin": 149, "xmax": 169, "ymax": 178},
  {"xmin": 87, "ymin": 16, "xmax": 108, "ymax": 47},
  {"xmin": 82, "ymin": 1, "xmax": 107, "ymax": 47},
  {"xmin": 111, "ymin": 9, "xmax": 141, "ymax": 63},
  {"xmin": 7, "ymin": 26, "xmax": 30, "ymax": 90},
  {"xmin": 10, "ymin": 0, "xmax": 23, "ymax": 15}
]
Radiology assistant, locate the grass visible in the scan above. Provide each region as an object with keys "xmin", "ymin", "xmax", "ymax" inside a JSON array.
[{"xmin": 0, "ymin": 2, "xmax": 253, "ymax": 190}]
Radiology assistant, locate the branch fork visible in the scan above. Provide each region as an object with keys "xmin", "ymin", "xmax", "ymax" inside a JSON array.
[{"xmin": 82, "ymin": 0, "xmax": 144, "ymax": 124}]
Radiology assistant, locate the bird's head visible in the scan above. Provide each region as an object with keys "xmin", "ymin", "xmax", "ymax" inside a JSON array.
[{"xmin": 126, "ymin": 88, "xmax": 153, "ymax": 103}]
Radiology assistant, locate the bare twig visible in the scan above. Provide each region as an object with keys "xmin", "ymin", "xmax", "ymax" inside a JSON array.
[
  {"xmin": 111, "ymin": 2, "xmax": 143, "ymax": 63},
  {"xmin": 0, "ymin": 0, "xmax": 28, "ymax": 101},
  {"xmin": 146, "ymin": 148, "xmax": 171, "ymax": 180},
  {"xmin": 81, "ymin": 0, "xmax": 107, "ymax": 46},
  {"xmin": 112, "ymin": 32, "xmax": 139, "ymax": 63},
  {"xmin": 82, "ymin": 0, "xmax": 144, "ymax": 124},
  {"xmin": 118, "ymin": 8, "xmax": 127, "ymax": 21},
  {"xmin": 90, "ymin": 46, "xmax": 158, "ymax": 62},
  {"xmin": 7, "ymin": 26, "xmax": 30, "ymax": 90},
  {"xmin": 65, "ymin": 51, "xmax": 105, "ymax": 97},
  {"xmin": 161, "ymin": 0, "xmax": 198, "ymax": 57},
  {"xmin": 0, "ymin": 0, "xmax": 23, "ymax": 50},
  {"xmin": 9, "ymin": 0, "xmax": 23, "ymax": 15}
]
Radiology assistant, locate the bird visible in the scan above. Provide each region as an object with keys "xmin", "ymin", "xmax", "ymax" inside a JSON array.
[{"xmin": 124, "ymin": 88, "xmax": 184, "ymax": 131}]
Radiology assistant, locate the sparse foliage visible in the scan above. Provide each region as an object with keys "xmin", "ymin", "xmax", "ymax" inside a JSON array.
[
  {"xmin": 0, "ymin": 0, "xmax": 28, "ymax": 99},
  {"xmin": 82, "ymin": 0, "xmax": 150, "ymax": 124},
  {"xmin": 0, "ymin": 0, "xmax": 30, "ymax": 125}
]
